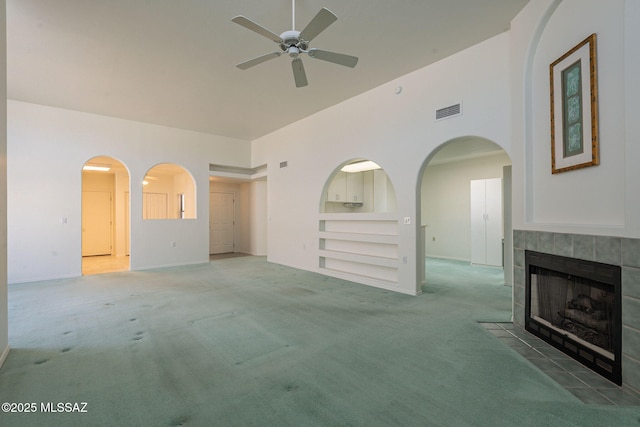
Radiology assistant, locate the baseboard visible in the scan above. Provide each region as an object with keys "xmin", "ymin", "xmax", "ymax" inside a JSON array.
[
  {"xmin": 425, "ymin": 255, "xmax": 470, "ymax": 263},
  {"xmin": 9, "ymin": 273, "xmax": 79, "ymax": 285},
  {"xmin": 135, "ymin": 260, "xmax": 210, "ymax": 271},
  {"xmin": 0, "ymin": 344, "xmax": 10, "ymax": 369}
]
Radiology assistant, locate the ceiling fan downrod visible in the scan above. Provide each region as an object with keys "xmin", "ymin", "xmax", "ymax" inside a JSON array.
[{"xmin": 291, "ymin": 0, "xmax": 296, "ymax": 30}]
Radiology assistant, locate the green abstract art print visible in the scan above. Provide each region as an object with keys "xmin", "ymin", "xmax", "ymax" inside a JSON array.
[{"xmin": 550, "ymin": 34, "xmax": 599, "ymax": 174}]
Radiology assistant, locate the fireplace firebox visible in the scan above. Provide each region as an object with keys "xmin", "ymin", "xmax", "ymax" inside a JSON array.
[{"xmin": 525, "ymin": 251, "xmax": 622, "ymax": 385}]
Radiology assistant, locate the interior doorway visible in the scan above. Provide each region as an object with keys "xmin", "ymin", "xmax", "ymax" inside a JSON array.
[
  {"xmin": 208, "ymin": 175, "xmax": 268, "ymax": 258},
  {"xmin": 210, "ymin": 192, "xmax": 235, "ymax": 254},
  {"xmin": 82, "ymin": 156, "xmax": 130, "ymax": 275},
  {"xmin": 418, "ymin": 137, "xmax": 512, "ymax": 291},
  {"xmin": 82, "ymin": 190, "xmax": 112, "ymax": 256}
]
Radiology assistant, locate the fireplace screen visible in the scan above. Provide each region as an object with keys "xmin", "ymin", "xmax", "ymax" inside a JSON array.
[
  {"xmin": 530, "ymin": 268, "xmax": 614, "ymax": 357},
  {"xmin": 525, "ymin": 251, "xmax": 621, "ymax": 385}
]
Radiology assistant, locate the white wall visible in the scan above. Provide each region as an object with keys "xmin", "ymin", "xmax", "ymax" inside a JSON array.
[
  {"xmin": 0, "ymin": 0, "xmax": 9, "ymax": 367},
  {"xmin": 422, "ymin": 151, "xmax": 511, "ymax": 262},
  {"xmin": 512, "ymin": 0, "xmax": 640, "ymax": 236},
  {"xmin": 249, "ymin": 180, "xmax": 267, "ymax": 256},
  {"xmin": 7, "ymin": 100, "xmax": 251, "ymax": 283},
  {"xmin": 114, "ymin": 167, "xmax": 129, "ymax": 256},
  {"xmin": 253, "ymin": 32, "xmax": 513, "ymax": 294}
]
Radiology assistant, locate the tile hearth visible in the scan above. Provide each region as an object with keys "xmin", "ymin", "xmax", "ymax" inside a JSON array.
[{"xmin": 481, "ymin": 322, "xmax": 640, "ymax": 406}]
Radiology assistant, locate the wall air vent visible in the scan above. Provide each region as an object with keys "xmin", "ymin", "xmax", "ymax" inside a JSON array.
[{"xmin": 435, "ymin": 103, "xmax": 462, "ymax": 121}]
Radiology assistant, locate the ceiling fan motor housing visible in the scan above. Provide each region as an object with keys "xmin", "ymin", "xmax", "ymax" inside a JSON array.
[{"xmin": 279, "ymin": 30, "xmax": 308, "ymax": 54}]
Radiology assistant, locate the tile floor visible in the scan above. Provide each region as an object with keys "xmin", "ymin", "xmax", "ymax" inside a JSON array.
[
  {"xmin": 82, "ymin": 255, "xmax": 129, "ymax": 275},
  {"xmin": 481, "ymin": 322, "xmax": 640, "ymax": 406}
]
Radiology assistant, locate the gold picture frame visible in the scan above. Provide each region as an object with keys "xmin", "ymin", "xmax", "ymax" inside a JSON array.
[{"xmin": 550, "ymin": 33, "xmax": 599, "ymax": 174}]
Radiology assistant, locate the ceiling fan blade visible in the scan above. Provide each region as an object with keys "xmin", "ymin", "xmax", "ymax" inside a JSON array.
[
  {"xmin": 307, "ymin": 49, "xmax": 358, "ymax": 68},
  {"xmin": 299, "ymin": 8, "xmax": 337, "ymax": 42},
  {"xmin": 232, "ymin": 16, "xmax": 283, "ymax": 43},
  {"xmin": 236, "ymin": 52, "xmax": 282, "ymax": 70},
  {"xmin": 291, "ymin": 58, "xmax": 308, "ymax": 88}
]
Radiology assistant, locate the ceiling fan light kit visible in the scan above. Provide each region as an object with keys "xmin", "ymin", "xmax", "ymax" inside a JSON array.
[{"xmin": 232, "ymin": 0, "xmax": 358, "ymax": 88}]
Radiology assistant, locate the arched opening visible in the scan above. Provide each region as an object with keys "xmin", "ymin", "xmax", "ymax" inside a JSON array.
[
  {"xmin": 143, "ymin": 163, "xmax": 196, "ymax": 220},
  {"xmin": 417, "ymin": 137, "xmax": 512, "ymax": 312},
  {"xmin": 319, "ymin": 159, "xmax": 400, "ymax": 291},
  {"xmin": 81, "ymin": 156, "xmax": 130, "ymax": 275},
  {"xmin": 320, "ymin": 159, "xmax": 397, "ymax": 213}
]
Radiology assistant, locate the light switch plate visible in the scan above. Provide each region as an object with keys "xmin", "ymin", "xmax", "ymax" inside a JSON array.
[{"xmin": 403, "ymin": 217, "xmax": 411, "ymax": 225}]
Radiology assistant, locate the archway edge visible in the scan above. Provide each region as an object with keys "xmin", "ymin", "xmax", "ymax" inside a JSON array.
[
  {"xmin": 81, "ymin": 155, "xmax": 131, "ymax": 274},
  {"xmin": 415, "ymin": 135, "xmax": 512, "ymax": 289},
  {"xmin": 143, "ymin": 162, "xmax": 197, "ymax": 220},
  {"xmin": 417, "ymin": 135, "xmax": 509, "ymax": 181},
  {"xmin": 82, "ymin": 154, "xmax": 130, "ymax": 176}
]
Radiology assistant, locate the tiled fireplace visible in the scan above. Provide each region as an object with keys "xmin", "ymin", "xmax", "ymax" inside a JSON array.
[{"xmin": 513, "ymin": 231, "xmax": 640, "ymax": 392}]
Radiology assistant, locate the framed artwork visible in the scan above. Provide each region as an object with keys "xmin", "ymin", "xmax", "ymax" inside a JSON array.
[{"xmin": 550, "ymin": 33, "xmax": 599, "ymax": 174}]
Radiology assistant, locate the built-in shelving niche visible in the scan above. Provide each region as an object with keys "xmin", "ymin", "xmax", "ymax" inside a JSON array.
[{"xmin": 319, "ymin": 213, "xmax": 399, "ymax": 289}]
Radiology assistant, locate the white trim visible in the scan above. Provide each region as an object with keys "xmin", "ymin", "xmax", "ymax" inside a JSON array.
[
  {"xmin": 135, "ymin": 261, "xmax": 209, "ymax": 271},
  {"xmin": 9, "ymin": 273, "xmax": 78, "ymax": 285}
]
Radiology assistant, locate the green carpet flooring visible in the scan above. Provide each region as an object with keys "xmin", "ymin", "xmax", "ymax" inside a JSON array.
[{"xmin": 0, "ymin": 257, "xmax": 638, "ymax": 426}]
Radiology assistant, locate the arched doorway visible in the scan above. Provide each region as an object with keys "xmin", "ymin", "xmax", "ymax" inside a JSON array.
[
  {"xmin": 417, "ymin": 137, "xmax": 512, "ymax": 298},
  {"xmin": 81, "ymin": 156, "xmax": 130, "ymax": 275}
]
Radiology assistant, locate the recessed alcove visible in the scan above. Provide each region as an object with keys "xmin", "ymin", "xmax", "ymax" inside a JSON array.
[{"xmin": 319, "ymin": 160, "xmax": 401, "ymax": 292}]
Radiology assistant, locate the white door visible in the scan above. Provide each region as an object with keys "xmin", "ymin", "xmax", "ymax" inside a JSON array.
[
  {"xmin": 470, "ymin": 180, "xmax": 486, "ymax": 265},
  {"xmin": 210, "ymin": 192, "xmax": 235, "ymax": 254},
  {"xmin": 82, "ymin": 191, "xmax": 112, "ymax": 256},
  {"xmin": 485, "ymin": 178, "xmax": 503, "ymax": 266}
]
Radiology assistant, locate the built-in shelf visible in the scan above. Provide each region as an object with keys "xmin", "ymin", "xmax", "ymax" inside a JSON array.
[{"xmin": 319, "ymin": 213, "xmax": 399, "ymax": 290}]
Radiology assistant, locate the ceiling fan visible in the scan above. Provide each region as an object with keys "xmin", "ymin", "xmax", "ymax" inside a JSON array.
[{"xmin": 232, "ymin": 0, "xmax": 358, "ymax": 88}]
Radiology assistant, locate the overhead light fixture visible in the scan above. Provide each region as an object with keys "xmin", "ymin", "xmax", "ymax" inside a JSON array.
[
  {"xmin": 83, "ymin": 164, "xmax": 111, "ymax": 172},
  {"xmin": 341, "ymin": 160, "xmax": 382, "ymax": 173}
]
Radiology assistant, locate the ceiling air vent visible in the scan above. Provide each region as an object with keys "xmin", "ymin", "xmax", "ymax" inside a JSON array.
[{"xmin": 435, "ymin": 103, "xmax": 462, "ymax": 121}]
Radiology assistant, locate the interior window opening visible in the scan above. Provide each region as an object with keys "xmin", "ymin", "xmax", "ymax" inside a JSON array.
[
  {"xmin": 321, "ymin": 159, "xmax": 397, "ymax": 213},
  {"xmin": 143, "ymin": 163, "xmax": 196, "ymax": 219}
]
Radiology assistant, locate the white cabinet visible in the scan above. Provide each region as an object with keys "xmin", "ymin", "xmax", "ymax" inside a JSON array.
[
  {"xmin": 327, "ymin": 171, "xmax": 364, "ymax": 203},
  {"xmin": 346, "ymin": 172, "xmax": 364, "ymax": 202},
  {"xmin": 470, "ymin": 178, "xmax": 503, "ymax": 267},
  {"xmin": 327, "ymin": 171, "xmax": 347, "ymax": 202}
]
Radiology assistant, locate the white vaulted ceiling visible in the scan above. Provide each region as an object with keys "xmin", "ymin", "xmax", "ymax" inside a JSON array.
[{"xmin": 7, "ymin": 0, "xmax": 530, "ymax": 141}]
